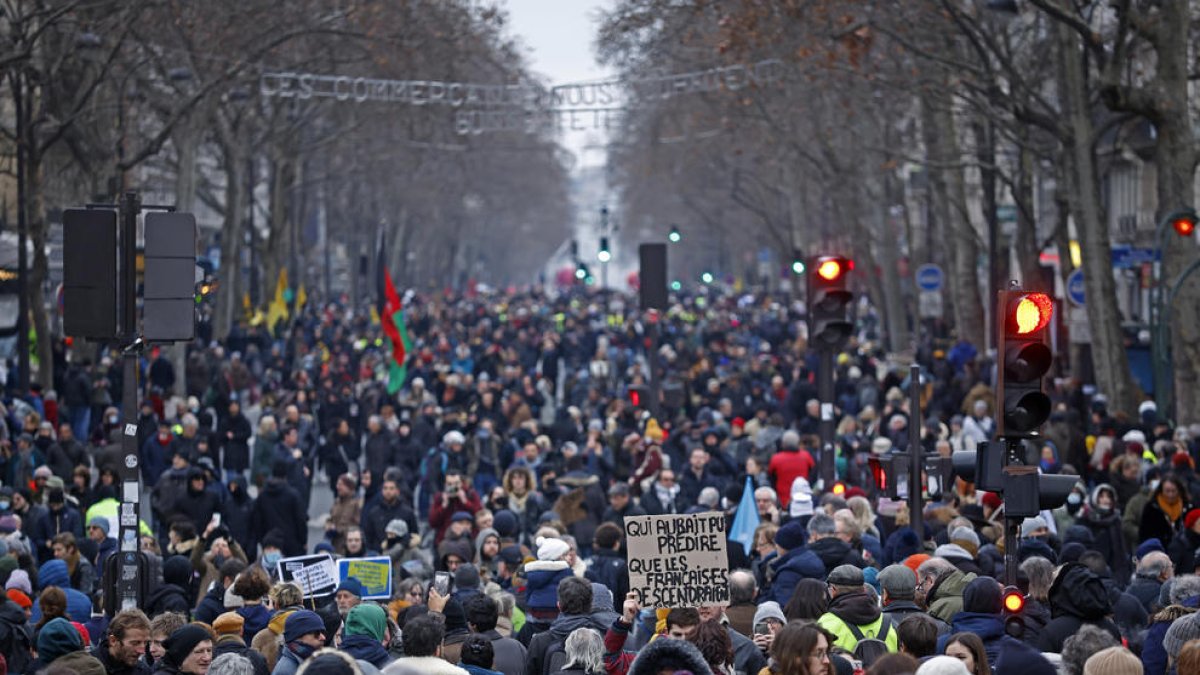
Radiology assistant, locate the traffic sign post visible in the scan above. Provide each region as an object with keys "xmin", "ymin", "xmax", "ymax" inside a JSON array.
[
  {"xmin": 1066, "ymin": 269, "xmax": 1085, "ymax": 306},
  {"xmin": 915, "ymin": 264, "xmax": 944, "ymax": 292}
]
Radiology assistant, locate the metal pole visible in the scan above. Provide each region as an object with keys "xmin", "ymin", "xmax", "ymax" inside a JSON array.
[
  {"xmin": 908, "ymin": 364, "xmax": 924, "ymax": 542},
  {"xmin": 818, "ymin": 348, "xmax": 836, "ymax": 488},
  {"xmin": 1003, "ymin": 513, "xmax": 1020, "ymax": 587},
  {"xmin": 14, "ymin": 71, "xmax": 28, "ymax": 394},
  {"xmin": 115, "ymin": 191, "xmax": 142, "ymax": 611}
]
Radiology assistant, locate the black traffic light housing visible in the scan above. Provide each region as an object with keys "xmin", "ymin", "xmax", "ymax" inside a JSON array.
[
  {"xmin": 628, "ymin": 384, "xmax": 649, "ymax": 409},
  {"xmin": 63, "ymin": 209, "xmax": 119, "ymax": 339},
  {"xmin": 998, "ymin": 290, "xmax": 1053, "ymax": 437},
  {"xmin": 808, "ymin": 255, "xmax": 853, "ymax": 348}
]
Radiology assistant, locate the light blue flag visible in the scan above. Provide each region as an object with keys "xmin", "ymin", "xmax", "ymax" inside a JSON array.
[{"xmin": 729, "ymin": 476, "xmax": 761, "ymax": 556}]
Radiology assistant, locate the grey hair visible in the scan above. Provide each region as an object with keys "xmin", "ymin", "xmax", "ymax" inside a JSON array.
[
  {"xmin": 1061, "ymin": 625, "xmax": 1118, "ymax": 675},
  {"xmin": 754, "ymin": 486, "xmax": 778, "ymax": 504},
  {"xmin": 562, "ymin": 627, "xmax": 604, "ymax": 674},
  {"xmin": 916, "ymin": 557, "xmax": 957, "ymax": 582},
  {"xmin": 1137, "ymin": 551, "xmax": 1174, "ymax": 579},
  {"xmin": 833, "ymin": 510, "xmax": 862, "ymax": 538},
  {"xmin": 496, "ymin": 592, "xmax": 516, "ymax": 617},
  {"xmin": 808, "ymin": 512, "xmax": 837, "ymax": 537},
  {"xmin": 1171, "ymin": 575, "xmax": 1200, "ymax": 605},
  {"xmin": 697, "ymin": 487, "xmax": 720, "ymax": 508},
  {"xmin": 208, "ymin": 653, "xmax": 256, "ymax": 675},
  {"xmin": 1020, "ymin": 557, "xmax": 1055, "ymax": 602},
  {"xmin": 728, "ymin": 569, "xmax": 757, "ymax": 604}
]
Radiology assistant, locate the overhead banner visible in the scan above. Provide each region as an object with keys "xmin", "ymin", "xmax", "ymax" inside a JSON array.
[
  {"xmin": 276, "ymin": 554, "xmax": 337, "ymax": 598},
  {"xmin": 337, "ymin": 556, "xmax": 393, "ymax": 600},
  {"xmin": 624, "ymin": 512, "xmax": 730, "ymax": 608}
]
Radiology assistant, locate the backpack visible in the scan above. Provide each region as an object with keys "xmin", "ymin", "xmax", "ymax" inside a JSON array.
[
  {"xmin": 843, "ymin": 614, "xmax": 892, "ymax": 644},
  {"xmin": 543, "ymin": 638, "xmax": 569, "ymax": 675},
  {"xmin": 0, "ymin": 612, "xmax": 33, "ymax": 673}
]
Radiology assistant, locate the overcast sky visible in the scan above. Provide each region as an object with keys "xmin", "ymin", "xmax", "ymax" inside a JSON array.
[{"xmin": 504, "ymin": 0, "xmax": 614, "ymax": 169}]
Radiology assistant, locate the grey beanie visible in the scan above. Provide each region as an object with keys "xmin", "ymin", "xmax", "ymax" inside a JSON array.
[{"xmin": 1163, "ymin": 612, "xmax": 1200, "ymax": 660}]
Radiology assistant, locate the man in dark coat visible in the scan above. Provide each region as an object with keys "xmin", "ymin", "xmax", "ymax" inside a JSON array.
[
  {"xmin": 145, "ymin": 555, "xmax": 193, "ymax": 618},
  {"xmin": 766, "ymin": 520, "xmax": 825, "ymax": 605},
  {"xmin": 585, "ymin": 523, "xmax": 630, "ymax": 603},
  {"xmin": 32, "ymin": 488, "xmax": 82, "ymax": 563},
  {"xmin": 250, "ymin": 460, "xmax": 307, "ymax": 557},
  {"xmin": 600, "ymin": 483, "xmax": 646, "ymax": 533},
  {"xmin": 361, "ymin": 478, "xmax": 419, "ymax": 553},
  {"xmin": 1034, "ymin": 562, "xmax": 1122, "ymax": 653},
  {"xmin": 362, "ymin": 416, "xmax": 397, "ymax": 487},
  {"xmin": 170, "ymin": 468, "xmax": 220, "ymax": 536},
  {"xmin": 217, "ymin": 401, "xmax": 252, "ymax": 479},
  {"xmin": 806, "ymin": 512, "xmax": 866, "ymax": 575}
]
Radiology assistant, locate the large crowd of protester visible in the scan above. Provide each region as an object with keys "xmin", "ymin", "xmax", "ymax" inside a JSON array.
[{"xmin": 0, "ymin": 287, "xmax": 1192, "ymax": 675}]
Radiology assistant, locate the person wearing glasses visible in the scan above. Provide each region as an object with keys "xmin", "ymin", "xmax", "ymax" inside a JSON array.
[
  {"xmin": 642, "ymin": 470, "xmax": 687, "ymax": 515},
  {"xmin": 767, "ymin": 622, "xmax": 837, "ymax": 675}
]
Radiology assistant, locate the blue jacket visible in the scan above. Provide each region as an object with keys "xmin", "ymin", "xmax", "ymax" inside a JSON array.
[
  {"xmin": 937, "ymin": 612, "xmax": 1019, "ymax": 668},
  {"xmin": 1142, "ymin": 620, "xmax": 1171, "ymax": 675},
  {"xmin": 768, "ymin": 546, "xmax": 825, "ymax": 606},
  {"xmin": 524, "ymin": 560, "xmax": 572, "ymax": 611}
]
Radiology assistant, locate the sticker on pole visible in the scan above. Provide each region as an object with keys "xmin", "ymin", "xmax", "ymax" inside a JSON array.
[
  {"xmin": 624, "ymin": 513, "xmax": 729, "ymax": 608},
  {"xmin": 125, "ymin": 423, "xmax": 138, "ymax": 436},
  {"xmin": 337, "ymin": 557, "xmax": 393, "ymax": 600},
  {"xmin": 276, "ymin": 554, "xmax": 338, "ymax": 598}
]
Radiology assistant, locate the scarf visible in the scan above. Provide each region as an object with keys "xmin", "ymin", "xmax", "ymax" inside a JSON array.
[
  {"xmin": 1158, "ymin": 493, "xmax": 1184, "ymax": 524},
  {"xmin": 654, "ymin": 482, "xmax": 681, "ymax": 511}
]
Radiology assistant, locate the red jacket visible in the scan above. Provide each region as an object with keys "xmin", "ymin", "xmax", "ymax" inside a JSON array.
[{"xmin": 428, "ymin": 487, "xmax": 482, "ymax": 545}]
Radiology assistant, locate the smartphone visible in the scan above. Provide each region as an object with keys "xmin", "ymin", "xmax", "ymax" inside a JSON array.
[
  {"xmin": 210, "ymin": 514, "xmax": 222, "ymax": 528},
  {"xmin": 433, "ymin": 571, "xmax": 452, "ymax": 597},
  {"xmin": 753, "ymin": 621, "xmax": 769, "ymax": 637}
]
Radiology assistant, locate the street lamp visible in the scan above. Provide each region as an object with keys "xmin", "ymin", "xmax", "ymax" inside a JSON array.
[{"xmin": 668, "ymin": 225, "xmax": 681, "ymax": 243}]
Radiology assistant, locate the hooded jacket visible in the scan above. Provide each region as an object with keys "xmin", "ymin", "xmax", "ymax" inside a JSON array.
[
  {"xmin": 627, "ymin": 635, "xmax": 714, "ymax": 675},
  {"xmin": 1075, "ymin": 484, "xmax": 1132, "ymax": 582},
  {"xmin": 32, "ymin": 559, "xmax": 93, "ymax": 623},
  {"xmin": 250, "ymin": 478, "xmax": 307, "ymax": 556},
  {"xmin": 808, "ymin": 536, "xmax": 866, "ymax": 575},
  {"xmin": 1034, "ymin": 562, "xmax": 1121, "ymax": 653},
  {"xmin": 767, "ymin": 545, "xmax": 826, "ymax": 605},
  {"xmin": 816, "ymin": 590, "xmax": 899, "ymax": 652},
  {"xmin": 936, "ymin": 612, "xmax": 1019, "ymax": 667},
  {"xmin": 933, "ymin": 543, "xmax": 985, "ymax": 576},
  {"xmin": 525, "ymin": 611, "xmax": 608, "ymax": 675},
  {"xmin": 927, "ymin": 570, "xmax": 976, "ymax": 624},
  {"xmin": 523, "ymin": 559, "xmax": 572, "ymax": 611}
]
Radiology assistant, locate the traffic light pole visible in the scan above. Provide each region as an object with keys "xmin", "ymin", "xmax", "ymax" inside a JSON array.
[
  {"xmin": 908, "ymin": 364, "xmax": 924, "ymax": 542},
  {"xmin": 818, "ymin": 348, "xmax": 836, "ymax": 488},
  {"xmin": 116, "ymin": 191, "xmax": 143, "ymax": 612}
]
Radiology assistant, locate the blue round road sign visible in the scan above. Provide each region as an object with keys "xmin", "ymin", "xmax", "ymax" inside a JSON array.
[
  {"xmin": 916, "ymin": 264, "xmax": 943, "ymax": 292},
  {"xmin": 1067, "ymin": 269, "xmax": 1085, "ymax": 306}
]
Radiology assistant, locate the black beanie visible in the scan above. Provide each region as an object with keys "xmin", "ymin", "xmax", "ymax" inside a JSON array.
[
  {"xmin": 163, "ymin": 555, "xmax": 193, "ymax": 587},
  {"xmin": 164, "ymin": 624, "xmax": 210, "ymax": 667},
  {"xmin": 962, "ymin": 576, "xmax": 1002, "ymax": 614}
]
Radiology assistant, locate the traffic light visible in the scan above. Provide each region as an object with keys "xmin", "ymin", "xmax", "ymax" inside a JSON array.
[
  {"xmin": 700, "ymin": 271, "xmax": 714, "ymax": 285},
  {"xmin": 63, "ymin": 208, "xmax": 118, "ymax": 339},
  {"xmin": 951, "ymin": 441, "xmax": 1005, "ymax": 492},
  {"xmin": 1002, "ymin": 466, "xmax": 1078, "ymax": 517},
  {"xmin": 1172, "ymin": 209, "xmax": 1198, "ymax": 237},
  {"xmin": 868, "ymin": 455, "xmax": 896, "ymax": 498},
  {"xmin": 998, "ymin": 291, "xmax": 1053, "ymax": 437},
  {"xmin": 628, "ymin": 384, "xmax": 649, "ymax": 409},
  {"xmin": 668, "ymin": 226, "xmax": 681, "ymax": 243},
  {"xmin": 575, "ymin": 262, "xmax": 588, "ymax": 280},
  {"xmin": 598, "ymin": 237, "xmax": 612, "ymax": 263},
  {"xmin": 142, "ymin": 212, "xmax": 197, "ymax": 342},
  {"xmin": 1002, "ymin": 585, "xmax": 1025, "ymax": 638},
  {"xmin": 791, "ymin": 248, "xmax": 806, "ymax": 275},
  {"xmin": 808, "ymin": 255, "xmax": 854, "ymax": 348}
]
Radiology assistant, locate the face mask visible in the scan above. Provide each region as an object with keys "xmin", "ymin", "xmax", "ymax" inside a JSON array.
[
  {"xmin": 263, "ymin": 552, "xmax": 282, "ymax": 567},
  {"xmin": 1067, "ymin": 493, "xmax": 1082, "ymax": 505},
  {"xmin": 109, "ymin": 415, "xmax": 119, "ymax": 425},
  {"xmin": 0, "ymin": 500, "xmax": 10, "ymax": 511},
  {"xmin": 289, "ymin": 642, "xmax": 318, "ymax": 660}
]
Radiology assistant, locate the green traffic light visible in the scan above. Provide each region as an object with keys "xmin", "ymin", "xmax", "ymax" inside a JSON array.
[
  {"xmin": 668, "ymin": 226, "xmax": 681, "ymax": 243},
  {"xmin": 792, "ymin": 260, "xmax": 806, "ymax": 275},
  {"xmin": 701, "ymin": 272, "xmax": 714, "ymax": 284},
  {"xmin": 670, "ymin": 280, "xmax": 682, "ymax": 291}
]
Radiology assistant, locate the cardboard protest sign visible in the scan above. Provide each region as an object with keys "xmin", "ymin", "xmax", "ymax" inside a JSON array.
[
  {"xmin": 276, "ymin": 554, "xmax": 337, "ymax": 598},
  {"xmin": 338, "ymin": 556, "xmax": 393, "ymax": 600},
  {"xmin": 624, "ymin": 512, "xmax": 730, "ymax": 608}
]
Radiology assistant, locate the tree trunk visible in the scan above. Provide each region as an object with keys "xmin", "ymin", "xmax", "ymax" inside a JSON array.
[
  {"xmin": 1013, "ymin": 141, "xmax": 1043, "ymax": 288},
  {"xmin": 922, "ymin": 92, "xmax": 986, "ymax": 350},
  {"xmin": 169, "ymin": 129, "xmax": 199, "ymax": 396},
  {"xmin": 1056, "ymin": 21, "xmax": 1139, "ymax": 415},
  {"xmin": 213, "ymin": 148, "xmax": 246, "ymax": 341},
  {"xmin": 27, "ymin": 153, "xmax": 52, "ymax": 389}
]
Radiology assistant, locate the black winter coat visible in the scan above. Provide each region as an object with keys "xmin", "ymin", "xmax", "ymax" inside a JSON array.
[
  {"xmin": 218, "ymin": 413, "xmax": 252, "ymax": 472},
  {"xmin": 808, "ymin": 536, "xmax": 866, "ymax": 576},
  {"xmin": 1169, "ymin": 527, "xmax": 1200, "ymax": 575},
  {"xmin": 145, "ymin": 583, "xmax": 191, "ymax": 618},
  {"xmin": 250, "ymin": 479, "xmax": 307, "ymax": 556},
  {"xmin": 1035, "ymin": 563, "xmax": 1122, "ymax": 653},
  {"xmin": 1139, "ymin": 498, "xmax": 1187, "ymax": 548},
  {"xmin": 363, "ymin": 430, "xmax": 396, "ymax": 481},
  {"xmin": 172, "ymin": 481, "xmax": 220, "ymax": 536},
  {"xmin": 1076, "ymin": 507, "xmax": 1131, "ymax": 582},
  {"xmin": 585, "ymin": 548, "xmax": 629, "ymax": 602}
]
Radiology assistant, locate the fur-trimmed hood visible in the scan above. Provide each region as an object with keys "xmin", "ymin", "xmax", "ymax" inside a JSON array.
[{"xmin": 628, "ymin": 636, "xmax": 714, "ymax": 675}]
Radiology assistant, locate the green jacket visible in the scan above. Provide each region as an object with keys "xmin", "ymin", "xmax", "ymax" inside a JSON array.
[{"xmin": 927, "ymin": 570, "xmax": 976, "ymax": 624}]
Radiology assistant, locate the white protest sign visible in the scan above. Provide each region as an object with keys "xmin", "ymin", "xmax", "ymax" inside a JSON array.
[
  {"xmin": 624, "ymin": 512, "xmax": 730, "ymax": 608},
  {"xmin": 276, "ymin": 554, "xmax": 338, "ymax": 598}
]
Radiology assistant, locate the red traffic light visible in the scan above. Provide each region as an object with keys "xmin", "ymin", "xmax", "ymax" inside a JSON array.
[
  {"xmin": 1174, "ymin": 216, "xmax": 1197, "ymax": 237},
  {"xmin": 630, "ymin": 390, "xmax": 641, "ymax": 407},
  {"xmin": 1003, "ymin": 587, "xmax": 1025, "ymax": 613},
  {"xmin": 816, "ymin": 259, "xmax": 846, "ymax": 281},
  {"xmin": 1006, "ymin": 292, "xmax": 1053, "ymax": 336},
  {"xmin": 832, "ymin": 482, "xmax": 846, "ymax": 496}
]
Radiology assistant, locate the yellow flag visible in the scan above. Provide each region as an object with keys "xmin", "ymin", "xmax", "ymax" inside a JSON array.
[
  {"xmin": 296, "ymin": 284, "xmax": 308, "ymax": 310},
  {"xmin": 267, "ymin": 268, "xmax": 289, "ymax": 331}
]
